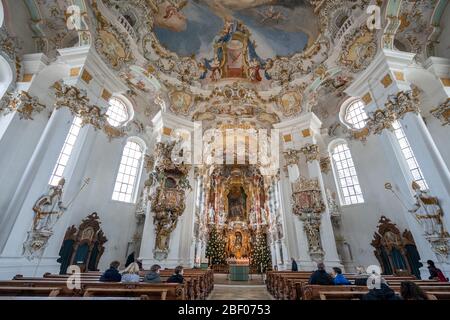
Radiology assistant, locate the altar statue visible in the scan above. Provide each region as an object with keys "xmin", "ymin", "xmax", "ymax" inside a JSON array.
[
  {"xmin": 409, "ymin": 181, "xmax": 446, "ymax": 237},
  {"xmin": 32, "ymin": 178, "xmax": 66, "ymax": 232}
]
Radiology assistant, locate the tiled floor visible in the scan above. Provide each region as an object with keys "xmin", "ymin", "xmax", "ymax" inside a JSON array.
[{"xmin": 208, "ymin": 274, "xmax": 274, "ymax": 300}]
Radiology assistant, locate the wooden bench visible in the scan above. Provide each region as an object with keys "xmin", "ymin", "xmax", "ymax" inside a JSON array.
[
  {"xmin": 0, "ymin": 286, "xmax": 61, "ymax": 297},
  {"xmin": 83, "ymin": 287, "xmax": 168, "ymax": 300}
]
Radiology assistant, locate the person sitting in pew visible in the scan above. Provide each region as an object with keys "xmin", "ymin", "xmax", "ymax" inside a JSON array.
[
  {"xmin": 99, "ymin": 261, "xmax": 122, "ymax": 282},
  {"xmin": 427, "ymin": 260, "xmax": 449, "ymax": 282},
  {"xmin": 361, "ymin": 278, "xmax": 401, "ymax": 300},
  {"xmin": 121, "ymin": 262, "xmax": 140, "ymax": 283},
  {"xmin": 332, "ymin": 267, "xmax": 351, "ymax": 285},
  {"xmin": 354, "ymin": 265, "xmax": 370, "ymax": 286},
  {"xmin": 308, "ymin": 262, "xmax": 334, "ymax": 285},
  {"xmin": 144, "ymin": 264, "xmax": 162, "ymax": 283},
  {"xmin": 167, "ymin": 266, "xmax": 184, "ymax": 284},
  {"xmin": 400, "ymin": 281, "xmax": 430, "ymax": 300}
]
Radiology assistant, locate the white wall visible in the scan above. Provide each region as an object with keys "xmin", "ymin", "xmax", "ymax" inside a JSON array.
[{"xmin": 435, "ymin": 3, "xmax": 450, "ymax": 59}]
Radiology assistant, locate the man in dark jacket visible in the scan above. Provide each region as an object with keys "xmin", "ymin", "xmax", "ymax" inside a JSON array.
[
  {"xmin": 291, "ymin": 258, "xmax": 298, "ymax": 272},
  {"xmin": 99, "ymin": 261, "xmax": 122, "ymax": 282},
  {"xmin": 167, "ymin": 265, "xmax": 184, "ymax": 284},
  {"xmin": 308, "ymin": 262, "xmax": 334, "ymax": 285},
  {"xmin": 144, "ymin": 264, "xmax": 162, "ymax": 283},
  {"xmin": 362, "ymin": 279, "xmax": 401, "ymax": 300}
]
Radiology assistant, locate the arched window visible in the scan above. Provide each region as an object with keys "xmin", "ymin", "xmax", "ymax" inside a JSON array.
[
  {"xmin": 112, "ymin": 138, "xmax": 145, "ymax": 203},
  {"xmin": 340, "ymin": 98, "xmax": 369, "ymax": 130},
  {"xmin": 49, "ymin": 116, "xmax": 83, "ymax": 186},
  {"xmin": 0, "ymin": 55, "xmax": 13, "ymax": 99},
  {"xmin": 330, "ymin": 140, "xmax": 364, "ymax": 205},
  {"xmin": 392, "ymin": 120, "xmax": 428, "ymax": 190},
  {"xmin": 106, "ymin": 97, "xmax": 132, "ymax": 127}
]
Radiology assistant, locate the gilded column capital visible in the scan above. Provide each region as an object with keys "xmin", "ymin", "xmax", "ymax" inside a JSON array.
[
  {"xmin": 283, "ymin": 149, "xmax": 301, "ymax": 165},
  {"xmin": 430, "ymin": 98, "xmax": 450, "ymax": 126},
  {"xmin": 0, "ymin": 91, "xmax": 45, "ymax": 120},
  {"xmin": 300, "ymin": 143, "xmax": 320, "ymax": 163}
]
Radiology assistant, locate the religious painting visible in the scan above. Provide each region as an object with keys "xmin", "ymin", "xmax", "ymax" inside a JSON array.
[
  {"xmin": 278, "ymin": 91, "xmax": 302, "ymax": 116},
  {"xmin": 153, "ymin": 0, "xmax": 317, "ymax": 83},
  {"xmin": 227, "ymin": 186, "xmax": 247, "ymax": 221},
  {"xmin": 169, "ymin": 90, "xmax": 193, "ymax": 115}
]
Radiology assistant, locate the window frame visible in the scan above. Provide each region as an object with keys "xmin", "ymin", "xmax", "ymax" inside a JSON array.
[
  {"xmin": 111, "ymin": 137, "xmax": 146, "ymax": 204},
  {"xmin": 48, "ymin": 116, "xmax": 83, "ymax": 186},
  {"xmin": 106, "ymin": 96, "xmax": 134, "ymax": 128},
  {"xmin": 329, "ymin": 139, "xmax": 365, "ymax": 206},
  {"xmin": 339, "ymin": 98, "xmax": 369, "ymax": 130},
  {"xmin": 391, "ymin": 120, "xmax": 428, "ymax": 191}
]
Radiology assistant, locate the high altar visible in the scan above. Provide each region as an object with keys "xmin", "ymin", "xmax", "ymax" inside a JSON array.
[{"xmin": 206, "ymin": 165, "xmax": 270, "ymax": 262}]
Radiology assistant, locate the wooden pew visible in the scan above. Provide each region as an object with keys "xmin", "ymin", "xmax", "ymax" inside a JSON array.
[
  {"xmin": 83, "ymin": 287, "xmax": 168, "ymax": 300},
  {"xmin": 0, "ymin": 286, "xmax": 61, "ymax": 297}
]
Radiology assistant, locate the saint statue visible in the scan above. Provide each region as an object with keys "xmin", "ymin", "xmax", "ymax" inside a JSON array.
[
  {"xmin": 409, "ymin": 181, "xmax": 445, "ymax": 237},
  {"xmin": 32, "ymin": 178, "xmax": 66, "ymax": 232}
]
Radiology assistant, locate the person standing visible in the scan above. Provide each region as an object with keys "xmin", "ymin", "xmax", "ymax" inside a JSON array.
[{"xmin": 291, "ymin": 258, "xmax": 298, "ymax": 272}]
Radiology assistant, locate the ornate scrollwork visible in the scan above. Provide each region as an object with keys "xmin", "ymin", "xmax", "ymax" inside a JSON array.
[
  {"xmin": 52, "ymin": 81, "xmax": 128, "ymax": 141},
  {"xmin": 300, "ymin": 144, "xmax": 320, "ymax": 163},
  {"xmin": 148, "ymin": 140, "xmax": 191, "ymax": 260},
  {"xmin": 366, "ymin": 108, "xmax": 396, "ymax": 135},
  {"xmin": 320, "ymin": 156, "xmax": 331, "ymax": 174},
  {"xmin": 291, "ymin": 177, "xmax": 325, "ymax": 262},
  {"xmin": 0, "ymin": 91, "xmax": 45, "ymax": 120},
  {"xmin": 385, "ymin": 90, "xmax": 420, "ymax": 120},
  {"xmin": 430, "ymin": 98, "xmax": 450, "ymax": 126}
]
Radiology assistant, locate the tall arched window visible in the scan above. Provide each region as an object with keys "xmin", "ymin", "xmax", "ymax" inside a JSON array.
[
  {"xmin": 49, "ymin": 116, "xmax": 83, "ymax": 186},
  {"xmin": 340, "ymin": 98, "xmax": 369, "ymax": 130},
  {"xmin": 106, "ymin": 97, "xmax": 132, "ymax": 127},
  {"xmin": 392, "ymin": 120, "xmax": 428, "ymax": 190},
  {"xmin": 112, "ymin": 138, "xmax": 145, "ymax": 203},
  {"xmin": 330, "ymin": 140, "xmax": 364, "ymax": 205}
]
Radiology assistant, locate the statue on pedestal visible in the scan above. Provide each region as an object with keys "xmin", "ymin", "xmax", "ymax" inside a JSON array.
[{"xmin": 409, "ymin": 181, "xmax": 447, "ymax": 237}]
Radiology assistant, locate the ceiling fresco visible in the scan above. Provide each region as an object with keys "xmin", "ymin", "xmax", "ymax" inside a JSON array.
[{"xmin": 3, "ymin": 0, "xmax": 447, "ymax": 129}]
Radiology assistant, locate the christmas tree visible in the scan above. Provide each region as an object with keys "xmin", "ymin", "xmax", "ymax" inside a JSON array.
[
  {"xmin": 251, "ymin": 231, "xmax": 272, "ymax": 273},
  {"xmin": 205, "ymin": 226, "xmax": 226, "ymax": 265}
]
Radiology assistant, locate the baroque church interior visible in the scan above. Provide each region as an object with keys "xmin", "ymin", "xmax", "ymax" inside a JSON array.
[{"xmin": 0, "ymin": 0, "xmax": 450, "ymax": 302}]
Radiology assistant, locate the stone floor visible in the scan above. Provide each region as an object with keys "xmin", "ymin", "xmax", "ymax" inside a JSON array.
[{"xmin": 208, "ymin": 274, "xmax": 274, "ymax": 300}]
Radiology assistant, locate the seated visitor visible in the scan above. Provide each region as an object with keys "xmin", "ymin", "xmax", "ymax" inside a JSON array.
[
  {"xmin": 144, "ymin": 264, "xmax": 162, "ymax": 283},
  {"xmin": 99, "ymin": 261, "xmax": 122, "ymax": 282},
  {"xmin": 291, "ymin": 257, "xmax": 298, "ymax": 272},
  {"xmin": 167, "ymin": 265, "xmax": 184, "ymax": 284},
  {"xmin": 121, "ymin": 262, "xmax": 141, "ymax": 283},
  {"xmin": 361, "ymin": 278, "xmax": 401, "ymax": 300},
  {"xmin": 354, "ymin": 266, "xmax": 370, "ymax": 286},
  {"xmin": 400, "ymin": 281, "xmax": 431, "ymax": 300},
  {"xmin": 427, "ymin": 260, "xmax": 449, "ymax": 282},
  {"xmin": 308, "ymin": 262, "xmax": 334, "ymax": 285},
  {"xmin": 332, "ymin": 267, "xmax": 351, "ymax": 285},
  {"xmin": 136, "ymin": 257, "xmax": 144, "ymax": 271}
]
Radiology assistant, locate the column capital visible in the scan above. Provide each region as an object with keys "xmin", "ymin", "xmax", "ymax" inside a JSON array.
[{"xmin": 345, "ymin": 49, "xmax": 416, "ymax": 102}]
